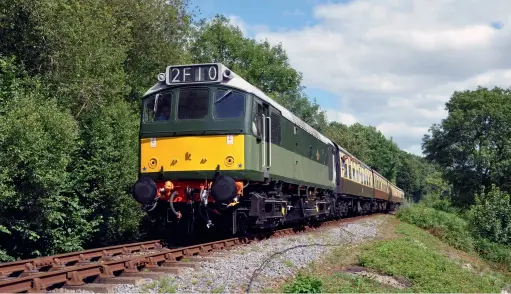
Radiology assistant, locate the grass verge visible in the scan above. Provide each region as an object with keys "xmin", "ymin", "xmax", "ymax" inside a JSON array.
[
  {"xmin": 278, "ymin": 216, "xmax": 511, "ymax": 293},
  {"xmin": 397, "ymin": 205, "xmax": 511, "ymax": 271}
]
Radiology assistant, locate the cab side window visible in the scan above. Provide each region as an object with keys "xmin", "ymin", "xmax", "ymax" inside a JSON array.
[
  {"xmin": 252, "ymin": 100, "xmax": 263, "ymax": 137},
  {"xmin": 144, "ymin": 92, "xmax": 172, "ymax": 123}
]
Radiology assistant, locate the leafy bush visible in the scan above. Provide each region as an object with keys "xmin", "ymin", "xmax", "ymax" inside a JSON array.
[
  {"xmin": 420, "ymin": 193, "xmax": 460, "ymax": 214},
  {"xmin": 283, "ymin": 273, "xmax": 323, "ymax": 293},
  {"xmin": 358, "ymin": 223, "xmax": 508, "ymax": 293},
  {"xmin": 0, "ymin": 78, "xmax": 99, "ymax": 260},
  {"xmin": 398, "ymin": 204, "xmax": 511, "ymax": 271},
  {"xmin": 473, "ymin": 237, "xmax": 511, "ymax": 271},
  {"xmin": 468, "ymin": 185, "xmax": 511, "ymax": 245},
  {"xmin": 396, "ymin": 205, "xmax": 474, "ymax": 252},
  {"xmin": 72, "ymin": 99, "xmax": 144, "ymax": 248}
]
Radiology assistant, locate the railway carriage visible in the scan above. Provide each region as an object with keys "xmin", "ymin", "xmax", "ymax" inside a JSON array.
[{"xmin": 132, "ymin": 63, "xmax": 404, "ymax": 240}]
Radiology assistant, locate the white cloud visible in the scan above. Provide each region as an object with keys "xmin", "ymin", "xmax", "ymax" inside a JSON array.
[
  {"xmin": 376, "ymin": 122, "xmax": 428, "ymax": 141},
  {"xmin": 326, "ymin": 109, "xmax": 358, "ymax": 126},
  {"xmin": 227, "ymin": 15, "xmax": 248, "ymax": 35},
  {"xmin": 404, "ymin": 145, "xmax": 423, "ymax": 156},
  {"xmin": 239, "ymin": 0, "xmax": 511, "ymax": 156},
  {"xmin": 227, "ymin": 15, "xmax": 269, "ymax": 38}
]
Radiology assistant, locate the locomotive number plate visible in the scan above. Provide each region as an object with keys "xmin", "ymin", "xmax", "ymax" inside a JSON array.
[{"xmin": 165, "ymin": 64, "xmax": 221, "ymax": 85}]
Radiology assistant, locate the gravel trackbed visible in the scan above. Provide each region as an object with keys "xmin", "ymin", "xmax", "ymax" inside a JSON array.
[{"xmin": 115, "ymin": 216, "xmax": 387, "ymax": 294}]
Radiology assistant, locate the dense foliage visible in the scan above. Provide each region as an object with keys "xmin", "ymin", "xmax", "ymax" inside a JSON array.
[
  {"xmin": 397, "ymin": 203, "xmax": 511, "ymax": 271},
  {"xmin": 423, "ymin": 87, "xmax": 511, "ymax": 207},
  {"xmin": 0, "ymin": 0, "xmax": 195, "ymax": 260},
  {"xmin": 468, "ymin": 185, "xmax": 511, "ymax": 245},
  {"xmin": 414, "ymin": 87, "xmax": 511, "ymax": 268},
  {"xmin": 0, "ymin": 2, "xmax": 444, "ymax": 261}
]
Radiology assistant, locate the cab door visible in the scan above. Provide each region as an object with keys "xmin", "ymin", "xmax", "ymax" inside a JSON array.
[{"xmin": 252, "ymin": 98, "xmax": 271, "ymax": 179}]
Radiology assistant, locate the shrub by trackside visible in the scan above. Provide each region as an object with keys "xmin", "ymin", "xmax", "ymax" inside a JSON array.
[
  {"xmin": 396, "ymin": 203, "xmax": 511, "ymax": 271},
  {"xmin": 395, "ymin": 205, "xmax": 474, "ymax": 252},
  {"xmin": 283, "ymin": 273, "xmax": 323, "ymax": 293}
]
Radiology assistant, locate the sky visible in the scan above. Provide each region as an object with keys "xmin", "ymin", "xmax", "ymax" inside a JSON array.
[{"xmin": 193, "ymin": 0, "xmax": 511, "ymax": 156}]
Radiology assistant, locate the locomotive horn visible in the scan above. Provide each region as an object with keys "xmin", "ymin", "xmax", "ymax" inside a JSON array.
[{"xmin": 223, "ymin": 69, "xmax": 233, "ymax": 80}]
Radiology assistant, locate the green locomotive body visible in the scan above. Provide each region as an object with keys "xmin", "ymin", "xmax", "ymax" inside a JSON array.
[{"xmin": 132, "ymin": 63, "xmax": 403, "ymax": 239}]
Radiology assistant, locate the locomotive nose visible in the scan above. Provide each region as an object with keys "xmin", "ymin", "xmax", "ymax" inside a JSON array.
[
  {"xmin": 132, "ymin": 177, "xmax": 157, "ymax": 205},
  {"xmin": 210, "ymin": 174, "xmax": 237, "ymax": 204}
]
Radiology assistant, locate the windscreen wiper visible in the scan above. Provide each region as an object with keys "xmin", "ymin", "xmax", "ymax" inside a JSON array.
[{"xmin": 215, "ymin": 90, "xmax": 232, "ymax": 104}]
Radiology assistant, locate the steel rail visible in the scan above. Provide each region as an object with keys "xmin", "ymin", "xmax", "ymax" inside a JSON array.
[
  {"xmin": 0, "ymin": 240, "xmax": 164, "ymax": 279},
  {"xmin": 0, "ymin": 214, "xmax": 382, "ymax": 293}
]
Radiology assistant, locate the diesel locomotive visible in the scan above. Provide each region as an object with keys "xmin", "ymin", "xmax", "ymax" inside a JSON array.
[{"xmin": 132, "ymin": 63, "xmax": 404, "ymax": 240}]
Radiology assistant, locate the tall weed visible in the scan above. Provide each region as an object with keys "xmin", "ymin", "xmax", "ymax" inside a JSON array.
[
  {"xmin": 396, "ymin": 205, "xmax": 474, "ymax": 252},
  {"xmin": 397, "ymin": 204, "xmax": 511, "ymax": 271},
  {"xmin": 468, "ymin": 185, "xmax": 511, "ymax": 245}
]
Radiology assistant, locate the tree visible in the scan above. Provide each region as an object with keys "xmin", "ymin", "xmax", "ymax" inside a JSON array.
[
  {"xmin": 191, "ymin": 15, "xmax": 301, "ymax": 95},
  {"xmin": 273, "ymin": 89, "xmax": 328, "ymax": 132},
  {"xmin": 0, "ymin": 0, "xmax": 197, "ymax": 259},
  {"xmin": 190, "ymin": 15, "xmax": 328, "ymax": 130},
  {"xmin": 396, "ymin": 153, "xmax": 423, "ymax": 202},
  {"xmin": 106, "ymin": 0, "xmax": 195, "ymax": 103},
  {"xmin": 423, "ymin": 87, "xmax": 511, "ymax": 206},
  {"xmin": 0, "ymin": 0, "xmax": 131, "ymax": 116},
  {"xmin": 469, "ymin": 184, "xmax": 511, "ymax": 245},
  {"xmin": 0, "ymin": 58, "xmax": 98, "ymax": 260},
  {"xmin": 72, "ymin": 99, "xmax": 143, "ymax": 248}
]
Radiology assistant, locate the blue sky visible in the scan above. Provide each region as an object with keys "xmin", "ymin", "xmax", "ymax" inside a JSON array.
[
  {"xmin": 190, "ymin": 0, "xmax": 511, "ymax": 156},
  {"xmin": 195, "ymin": 0, "xmax": 323, "ymax": 30},
  {"xmin": 193, "ymin": 0, "xmax": 340, "ymax": 110}
]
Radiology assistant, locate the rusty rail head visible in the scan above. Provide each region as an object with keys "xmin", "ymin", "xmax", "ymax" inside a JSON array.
[
  {"xmin": 0, "ymin": 236, "xmax": 251, "ymax": 293},
  {"xmin": 0, "ymin": 240, "xmax": 164, "ymax": 279},
  {"xmin": 0, "ymin": 214, "xmax": 384, "ymax": 293}
]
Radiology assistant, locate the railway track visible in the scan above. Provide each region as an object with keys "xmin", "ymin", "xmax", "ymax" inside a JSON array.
[{"xmin": 0, "ymin": 214, "xmax": 379, "ymax": 293}]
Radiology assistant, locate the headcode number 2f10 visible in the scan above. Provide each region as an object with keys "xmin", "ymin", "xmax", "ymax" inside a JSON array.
[{"xmin": 166, "ymin": 64, "xmax": 219, "ymax": 85}]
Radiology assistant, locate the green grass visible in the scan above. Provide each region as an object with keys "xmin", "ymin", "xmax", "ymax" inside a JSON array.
[
  {"xmin": 278, "ymin": 216, "xmax": 511, "ymax": 293},
  {"xmin": 396, "ymin": 204, "xmax": 474, "ymax": 252},
  {"xmin": 283, "ymin": 259, "xmax": 295, "ymax": 268},
  {"xmin": 359, "ymin": 223, "xmax": 509, "ymax": 293},
  {"xmin": 397, "ymin": 204, "xmax": 511, "ymax": 271},
  {"xmin": 141, "ymin": 276, "xmax": 177, "ymax": 293}
]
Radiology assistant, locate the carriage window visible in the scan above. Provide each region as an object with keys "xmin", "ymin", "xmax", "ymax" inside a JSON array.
[
  {"xmin": 214, "ymin": 89, "xmax": 245, "ymax": 119},
  {"xmin": 144, "ymin": 92, "xmax": 172, "ymax": 123},
  {"xmin": 178, "ymin": 88, "xmax": 209, "ymax": 119}
]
